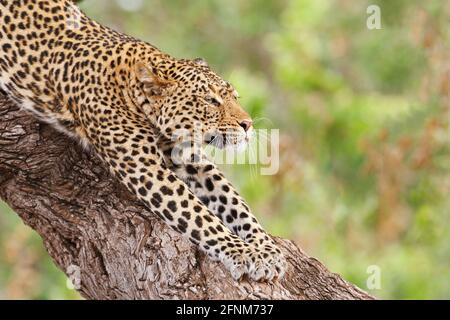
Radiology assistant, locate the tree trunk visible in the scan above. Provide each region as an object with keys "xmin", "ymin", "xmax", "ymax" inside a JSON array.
[{"xmin": 0, "ymin": 92, "xmax": 374, "ymax": 300}]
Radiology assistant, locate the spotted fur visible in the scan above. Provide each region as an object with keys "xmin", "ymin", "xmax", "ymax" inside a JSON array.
[{"xmin": 0, "ymin": 0, "xmax": 286, "ymax": 281}]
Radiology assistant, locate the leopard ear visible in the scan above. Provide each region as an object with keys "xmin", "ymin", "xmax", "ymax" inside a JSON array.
[
  {"xmin": 193, "ymin": 57, "xmax": 208, "ymax": 67},
  {"xmin": 135, "ymin": 61, "xmax": 156, "ymax": 83},
  {"xmin": 135, "ymin": 62, "xmax": 176, "ymax": 96}
]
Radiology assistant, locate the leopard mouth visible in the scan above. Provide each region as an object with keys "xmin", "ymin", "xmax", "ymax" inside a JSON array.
[
  {"xmin": 204, "ymin": 133, "xmax": 225, "ymax": 149},
  {"xmin": 203, "ymin": 131, "xmax": 248, "ymax": 150}
]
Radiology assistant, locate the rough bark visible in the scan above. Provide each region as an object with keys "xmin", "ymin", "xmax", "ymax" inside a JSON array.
[{"xmin": 0, "ymin": 92, "xmax": 374, "ymax": 300}]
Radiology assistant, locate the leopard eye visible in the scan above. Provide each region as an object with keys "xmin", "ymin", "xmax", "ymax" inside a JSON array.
[{"xmin": 205, "ymin": 95, "xmax": 221, "ymax": 107}]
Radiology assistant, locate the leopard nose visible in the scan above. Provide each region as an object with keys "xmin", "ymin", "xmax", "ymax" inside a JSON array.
[{"xmin": 239, "ymin": 119, "xmax": 253, "ymax": 132}]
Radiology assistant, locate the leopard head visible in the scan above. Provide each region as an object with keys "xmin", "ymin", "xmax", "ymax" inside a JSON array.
[{"xmin": 134, "ymin": 57, "xmax": 253, "ymax": 150}]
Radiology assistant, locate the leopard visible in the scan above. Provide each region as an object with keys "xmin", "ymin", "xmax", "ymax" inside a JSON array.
[{"xmin": 0, "ymin": 0, "xmax": 286, "ymax": 281}]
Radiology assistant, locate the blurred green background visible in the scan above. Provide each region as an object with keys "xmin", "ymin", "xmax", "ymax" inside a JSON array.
[{"xmin": 0, "ymin": 0, "xmax": 449, "ymax": 299}]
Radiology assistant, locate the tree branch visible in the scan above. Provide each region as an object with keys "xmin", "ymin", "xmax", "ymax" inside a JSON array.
[{"xmin": 0, "ymin": 92, "xmax": 374, "ymax": 300}]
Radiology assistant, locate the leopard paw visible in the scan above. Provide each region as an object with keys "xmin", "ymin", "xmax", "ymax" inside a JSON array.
[
  {"xmin": 222, "ymin": 252, "xmax": 248, "ymax": 280},
  {"xmin": 246, "ymin": 246, "xmax": 286, "ymax": 281},
  {"xmin": 221, "ymin": 244, "xmax": 286, "ymax": 281}
]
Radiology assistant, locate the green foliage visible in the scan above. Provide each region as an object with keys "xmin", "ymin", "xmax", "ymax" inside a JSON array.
[{"xmin": 0, "ymin": 0, "xmax": 448, "ymax": 299}]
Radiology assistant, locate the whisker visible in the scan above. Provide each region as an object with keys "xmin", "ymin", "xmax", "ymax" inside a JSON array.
[{"xmin": 252, "ymin": 117, "xmax": 274, "ymax": 127}]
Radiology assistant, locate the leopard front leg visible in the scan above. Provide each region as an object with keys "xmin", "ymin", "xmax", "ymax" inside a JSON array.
[
  {"xmin": 159, "ymin": 140, "xmax": 286, "ymax": 279},
  {"xmin": 85, "ymin": 110, "xmax": 281, "ymax": 281}
]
